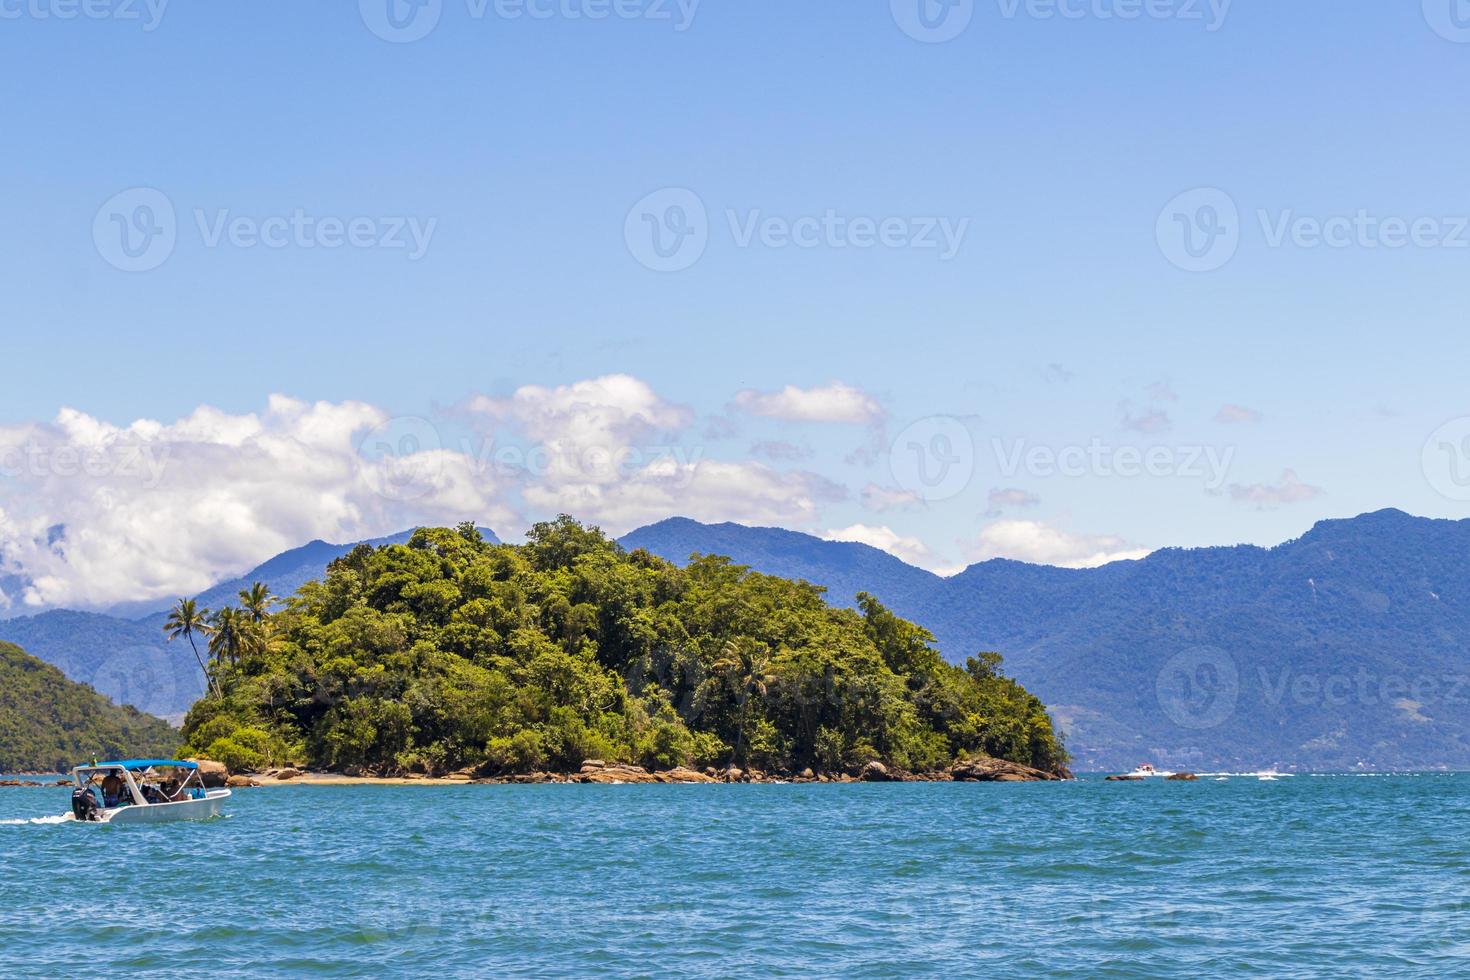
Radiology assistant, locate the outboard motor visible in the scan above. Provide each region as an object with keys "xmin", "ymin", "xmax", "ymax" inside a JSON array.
[{"xmin": 71, "ymin": 785, "xmax": 101, "ymax": 822}]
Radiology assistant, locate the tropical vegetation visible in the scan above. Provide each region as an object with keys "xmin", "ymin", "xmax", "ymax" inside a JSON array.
[
  {"xmin": 0, "ymin": 641, "xmax": 180, "ymax": 773},
  {"xmin": 180, "ymin": 519, "xmax": 1066, "ymax": 776}
]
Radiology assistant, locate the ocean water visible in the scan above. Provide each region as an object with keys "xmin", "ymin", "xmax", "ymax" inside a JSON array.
[{"xmin": 3, "ymin": 774, "xmax": 1469, "ymax": 978}]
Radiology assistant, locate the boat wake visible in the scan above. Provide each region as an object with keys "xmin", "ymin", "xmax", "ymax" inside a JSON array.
[{"xmin": 0, "ymin": 814, "xmax": 73, "ymax": 826}]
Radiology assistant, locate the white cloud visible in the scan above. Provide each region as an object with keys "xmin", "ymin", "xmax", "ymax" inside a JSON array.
[
  {"xmin": 967, "ymin": 520, "xmax": 1151, "ymax": 569},
  {"xmin": 860, "ymin": 483, "xmax": 922, "ymax": 512},
  {"xmin": 1120, "ymin": 407, "xmax": 1172, "ymax": 434},
  {"xmin": 750, "ymin": 440, "xmax": 813, "ymax": 462},
  {"xmin": 822, "ymin": 524, "xmax": 934, "ymax": 569},
  {"xmin": 733, "ymin": 382, "xmax": 883, "ymax": 424},
  {"xmin": 1227, "ymin": 470, "xmax": 1324, "ymax": 508},
  {"xmin": 470, "ymin": 374, "xmax": 836, "ymax": 535},
  {"xmin": 468, "ymin": 374, "xmax": 692, "ymax": 480},
  {"xmin": 1215, "ymin": 403, "xmax": 1263, "ymax": 424},
  {"xmin": 0, "ymin": 397, "xmax": 516, "ymax": 610},
  {"xmin": 985, "ymin": 487, "xmax": 1040, "ymax": 516},
  {"xmin": 1147, "ymin": 381, "xmax": 1179, "ymax": 403}
]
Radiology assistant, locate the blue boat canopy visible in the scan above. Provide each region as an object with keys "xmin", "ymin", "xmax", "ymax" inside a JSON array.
[{"xmin": 87, "ymin": 759, "xmax": 198, "ymax": 771}]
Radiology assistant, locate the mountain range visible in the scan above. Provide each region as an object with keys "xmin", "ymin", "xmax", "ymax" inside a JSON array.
[{"xmin": 3, "ymin": 510, "xmax": 1466, "ymax": 771}]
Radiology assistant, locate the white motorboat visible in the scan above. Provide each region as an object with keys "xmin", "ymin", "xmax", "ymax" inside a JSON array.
[
  {"xmin": 68, "ymin": 760, "xmax": 229, "ymax": 824},
  {"xmin": 1125, "ymin": 763, "xmax": 1175, "ymax": 778}
]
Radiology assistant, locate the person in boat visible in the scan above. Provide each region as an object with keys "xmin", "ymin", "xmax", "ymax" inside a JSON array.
[{"xmin": 100, "ymin": 771, "xmax": 126, "ymax": 807}]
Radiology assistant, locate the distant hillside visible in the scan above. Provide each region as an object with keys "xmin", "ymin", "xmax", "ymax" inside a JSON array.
[
  {"xmin": 0, "ymin": 641, "xmax": 180, "ymax": 773},
  {"xmin": 0, "ymin": 610, "xmax": 204, "ymax": 721},
  {"xmin": 621, "ymin": 519, "xmax": 945, "ymax": 619},
  {"xmin": 616, "ymin": 509, "xmax": 1470, "ymax": 772}
]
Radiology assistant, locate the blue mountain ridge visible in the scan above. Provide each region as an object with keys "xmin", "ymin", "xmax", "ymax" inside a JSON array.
[{"xmin": 4, "ymin": 511, "xmax": 1466, "ymax": 772}]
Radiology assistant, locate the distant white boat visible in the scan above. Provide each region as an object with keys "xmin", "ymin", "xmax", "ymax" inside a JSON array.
[
  {"xmin": 67, "ymin": 760, "xmax": 229, "ymax": 824},
  {"xmin": 1126, "ymin": 763, "xmax": 1175, "ymax": 778}
]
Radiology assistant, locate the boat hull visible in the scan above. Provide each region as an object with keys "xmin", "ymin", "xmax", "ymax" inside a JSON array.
[{"xmin": 98, "ymin": 790, "xmax": 231, "ymax": 824}]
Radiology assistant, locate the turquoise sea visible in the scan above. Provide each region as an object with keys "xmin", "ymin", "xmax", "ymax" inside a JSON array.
[{"xmin": 3, "ymin": 774, "xmax": 1469, "ymax": 977}]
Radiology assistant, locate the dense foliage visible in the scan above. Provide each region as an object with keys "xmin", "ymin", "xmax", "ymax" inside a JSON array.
[
  {"xmin": 181, "ymin": 519, "xmax": 1066, "ymax": 776},
  {"xmin": 0, "ymin": 642, "xmax": 181, "ymax": 772}
]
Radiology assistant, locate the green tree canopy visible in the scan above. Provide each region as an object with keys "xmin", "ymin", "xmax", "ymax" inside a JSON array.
[{"xmin": 182, "ymin": 519, "xmax": 1066, "ymax": 776}]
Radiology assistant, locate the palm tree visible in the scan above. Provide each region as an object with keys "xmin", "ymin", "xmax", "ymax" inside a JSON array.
[
  {"xmin": 164, "ymin": 598, "xmax": 219, "ymax": 699},
  {"xmin": 239, "ymin": 581, "xmax": 275, "ymax": 623},
  {"xmin": 713, "ymin": 637, "xmax": 774, "ymax": 767},
  {"xmin": 208, "ymin": 606, "xmax": 246, "ymax": 668}
]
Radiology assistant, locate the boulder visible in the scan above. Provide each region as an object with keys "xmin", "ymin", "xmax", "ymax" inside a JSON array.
[
  {"xmin": 1105, "ymin": 774, "xmax": 1144, "ymax": 781},
  {"xmin": 580, "ymin": 760, "xmax": 606, "ymax": 772},
  {"xmin": 723, "ymin": 767, "xmax": 744, "ymax": 783},
  {"xmin": 187, "ymin": 759, "xmax": 229, "ymax": 787},
  {"xmin": 949, "ymin": 756, "xmax": 1060, "ymax": 783},
  {"xmin": 654, "ymin": 767, "xmax": 717, "ymax": 784},
  {"xmin": 798, "ymin": 768, "xmax": 816, "ymax": 780},
  {"xmin": 860, "ymin": 761, "xmax": 893, "ymax": 782},
  {"xmin": 225, "ymin": 775, "xmax": 260, "ymax": 788},
  {"xmin": 1166, "ymin": 772, "xmax": 1199, "ymax": 781},
  {"xmin": 273, "ymin": 768, "xmax": 304, "ymax": 781},
  {"xmin": 578, "ymin": 763, "xmax": 657, "ymax": 784}
]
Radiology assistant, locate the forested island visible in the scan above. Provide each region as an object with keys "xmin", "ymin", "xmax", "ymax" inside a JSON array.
[{"xmin": 180, "ymin": 519, "xmax": 1068, "ymax": 780}]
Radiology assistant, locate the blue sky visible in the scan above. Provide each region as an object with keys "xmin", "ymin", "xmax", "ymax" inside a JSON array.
[{"xmin": 2, "ymin": 0, "xmax": 1470, "ymax": 608}]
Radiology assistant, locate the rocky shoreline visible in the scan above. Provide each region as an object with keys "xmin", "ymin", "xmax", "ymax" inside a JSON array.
[{"xmin": 211, "ymin": 755, "xmax": 1071, "ymax": 788}]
